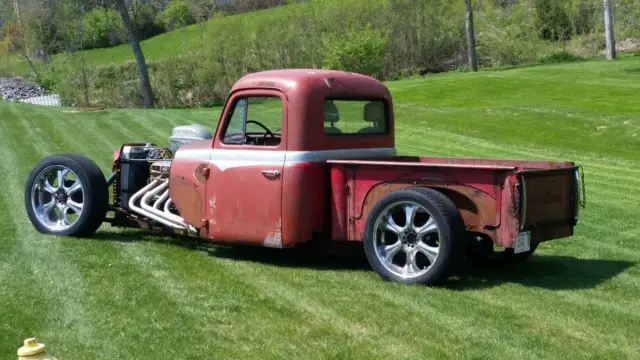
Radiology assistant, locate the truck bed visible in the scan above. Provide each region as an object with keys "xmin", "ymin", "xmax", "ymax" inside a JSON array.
[{"xmin": 327, "ymin": 156, "xmax": 580, "ymax": 248}]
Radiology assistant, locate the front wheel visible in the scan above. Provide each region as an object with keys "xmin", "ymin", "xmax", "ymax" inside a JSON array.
[
  {"xmin": 363, "ymin": 187, "xmax": 466, "ymax": 285},
  {"xmin": 24, "ymin": 154, "xmax": 108, "ymax": 237}
]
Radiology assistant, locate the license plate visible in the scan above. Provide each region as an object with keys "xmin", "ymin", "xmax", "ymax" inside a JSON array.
[{"xmin": 513, "ymin": 231, "xmax": 531, "ymax": 254}]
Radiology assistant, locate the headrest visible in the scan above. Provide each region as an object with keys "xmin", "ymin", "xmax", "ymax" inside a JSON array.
[
  {"xmin": 324, "ymin": 102, "xmax": 339, "ymax": 123},
  {"xmin": 364, "ymin": 101, "xmax": 385, "ymax": 123}
]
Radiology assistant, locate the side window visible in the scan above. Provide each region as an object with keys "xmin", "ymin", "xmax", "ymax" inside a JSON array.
[
  {"xmin": 221, "ymin": 96, "xmax": 282, "ymax": 146},
  {"xmin": 223, "ymin": 98, "xmax": 247, "ymax": 144}
]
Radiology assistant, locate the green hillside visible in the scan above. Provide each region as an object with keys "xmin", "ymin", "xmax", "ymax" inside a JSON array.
[{"xmin": 1, "ymin": 56, "xmax": 639, "ymax": 359}]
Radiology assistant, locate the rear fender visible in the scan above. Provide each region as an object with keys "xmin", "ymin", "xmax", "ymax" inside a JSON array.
[{"xmin": 359, "ymin": 184, "xmax": 498, "ymax": 239}]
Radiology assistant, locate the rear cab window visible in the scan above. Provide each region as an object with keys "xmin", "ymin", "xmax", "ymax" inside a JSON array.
[{"xmin": 323, "ymin": 99, "xmax": 388, "ymax": 135}]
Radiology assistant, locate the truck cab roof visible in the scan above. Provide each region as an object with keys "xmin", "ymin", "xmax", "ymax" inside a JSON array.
[
  {"xmin": 231, "ymin": 69, "xmax": 392, "ymax": 100},
  {"xmin": 225, "ymin": 69, "xmax": 395, "ymax": 151}
]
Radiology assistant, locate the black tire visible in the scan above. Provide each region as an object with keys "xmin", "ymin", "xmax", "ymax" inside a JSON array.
[
  {"xmin": 25, "ymin": 154, "xmax": 108, "ymax": 237},
  {"xmin": 466, "ymin": 233, "xmax": 538, "ymax": 264},
  {"xmin": 363, "ymin": 186, "xmax": 466, "ymax": 285}
]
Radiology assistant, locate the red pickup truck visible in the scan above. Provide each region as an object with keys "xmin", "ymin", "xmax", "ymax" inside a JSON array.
[{"xmin": 24, "ymin": 69, "xmax": 582, "ymax": 285}]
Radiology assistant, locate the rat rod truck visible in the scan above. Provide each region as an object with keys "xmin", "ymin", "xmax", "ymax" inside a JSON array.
[{"xmin": 24, "ymin": 69, "xmax": 583, "ymax": 285}]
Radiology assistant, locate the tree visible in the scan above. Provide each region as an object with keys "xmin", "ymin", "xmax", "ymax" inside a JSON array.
[
  {"xmin": 603, "ymin": 0, "xmax": 615, "ymax": 60},
  {"xmin": 111, "ymin": 0, "xmax": 154, "ymax": 108},
  {"xmin": 464, "ymin": 0, "xmax": 478, "ymax": 72}
]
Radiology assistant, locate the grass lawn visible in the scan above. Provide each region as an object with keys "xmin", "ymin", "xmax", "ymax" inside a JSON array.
[{"xmin": 1, "ymin": 56, "xmax": 639, "ymax": 359}]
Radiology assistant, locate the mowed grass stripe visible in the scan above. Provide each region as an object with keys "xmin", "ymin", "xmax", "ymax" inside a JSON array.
[{"xmin": 0, "ymin": 119, "xmax": 102, "ymax": 357}]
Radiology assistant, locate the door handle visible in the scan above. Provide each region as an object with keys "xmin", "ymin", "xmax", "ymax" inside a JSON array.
[{"xmin": 261, "ymin": 169, "xmax": 281, "ymax": 177}]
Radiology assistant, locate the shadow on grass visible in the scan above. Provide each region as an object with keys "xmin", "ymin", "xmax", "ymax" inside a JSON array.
[
  {"xmin": 93, "ymin": 229, "xmax": 371, "ymax": 271},
  {"xmin": 446, "ymin": 255, "xmax": 634, "ymax": 291},
  {"xmin": 93, "ymin": 230, "xmax": 633, "ymax": 290},
  {"xmin": 623, "ymin": 68, "xmax": 640, "ymax": 74}
]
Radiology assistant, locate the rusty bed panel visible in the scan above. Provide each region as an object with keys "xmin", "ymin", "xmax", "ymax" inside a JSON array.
[{"xmin": 518, "ymin": 167, "xmax": 579, "ymax": 231}]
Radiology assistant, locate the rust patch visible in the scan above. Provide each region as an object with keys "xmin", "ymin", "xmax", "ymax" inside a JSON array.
[
  {"xmin": 169, "ymin": 177, "xmax": 203, "ymax": 226},
  {"xmin": 264, "ymin": 231, "xmax": 283, "ymax": 248},
  {"xmin": 358, "ymin": 183, "xmax": 498, "ymax": 235}
]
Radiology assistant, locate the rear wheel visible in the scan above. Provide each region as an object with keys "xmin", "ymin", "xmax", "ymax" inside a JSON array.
[
  {"xmin": 363, "ymin": 187, "xmax": 466, "ymax": 285},
  {"xmin": 25, "ymin": 154, "xmax": 108, "ymax": 237},
  {"xmin": 466, "ymin": 233, "xmax": 538, "ymax": 263}
]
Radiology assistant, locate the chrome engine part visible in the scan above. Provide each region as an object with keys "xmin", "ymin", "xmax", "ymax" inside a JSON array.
[
  {"xmin": 150, "ymin": 160, "xmax": 171, "ymax": 181},
  {"xmin": 170, "ymin": 124, "xmax": 212, "ymax": 154},
  {"xmin": 128, "ymin": 179, "xmax": 191, "ymax": 231}
]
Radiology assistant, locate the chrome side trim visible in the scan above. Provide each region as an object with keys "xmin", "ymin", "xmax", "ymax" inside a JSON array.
[{"xmin": 174, "ymin": 147, "xmax": 396, "ymax": 171}]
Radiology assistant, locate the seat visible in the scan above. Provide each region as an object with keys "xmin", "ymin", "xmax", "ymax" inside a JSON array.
[
  {"xmin": 324, "ymin": 102, "xmax": 342, "ymax": 134},
  {"xmin": 359, "ymin": 101, "xmax": 385, "ymax": 134}
]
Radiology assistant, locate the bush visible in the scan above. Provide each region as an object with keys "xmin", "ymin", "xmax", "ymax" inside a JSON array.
[
  {"xmin": 323, "ymin": 27, "xmax": 388, "ymax": 79},
  {"xmin": 476, "ymin": 2, "xmax": 540, "ymax": 66},
  {"xmin": 538, "ymin": 51, "xmax": 584, "ymax": 64},
  {"xmin": 533, "ymin": 0, "xmax": 572, "ymax": 41},
  {"xmin": 81, "ymin": 8, "xmax": 126, "ymax": 50},
  {"xmin": 156, "ymin": 0, "xmax": 194, "ymax": 31},
  {"xmin": 132, "ymin": 2, "xmax": 166, "ymax": 40}
]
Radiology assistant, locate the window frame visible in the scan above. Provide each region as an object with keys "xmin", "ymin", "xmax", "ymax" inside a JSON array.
[
  {"xmin": 322, "ymin": 97, "xmax": 391, "ymax": 137},
  {"xmin": 221, "ymin": 97, "xmax": 249, "ymax": 145},
  {"xmin": 218, "ymin": 94, "xmax": 284, "ymax": 147}
]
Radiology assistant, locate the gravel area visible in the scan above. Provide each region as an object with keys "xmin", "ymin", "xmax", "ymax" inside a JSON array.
[{"xmin": 0, "ymin": 77, "xmax": 47, "ymax": 101}]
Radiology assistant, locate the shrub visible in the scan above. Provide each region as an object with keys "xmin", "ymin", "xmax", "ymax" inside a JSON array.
[
  {"xmin": 476, "ymin": 2, "xmax": 540, "ymax": 66},
  {"xmin": 132, "ymin": 2, "xmax": 166, "ymax": 40},
  {"xmin": 323, "ymin": 26, "xmax": 388, "ymax": 79},
  {"xmin": 156, "ymin": 0, "xmax": 194, "ymax": 31},
  {"xmin": 533, "ymin": 0, "xmax": 572, "ymax": 41},
  {"xmin": 538, "ymin": 51, "xmax": 584, "ymax": 64},
  {"xmin": 81, "ymin": 8, "xmax": 126, "ymax": 50}
]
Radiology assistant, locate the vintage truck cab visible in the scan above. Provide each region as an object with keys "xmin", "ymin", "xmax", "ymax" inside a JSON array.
[{"xmin": 24, "ymin": 69, "xmax": 583, "ymax": 285}]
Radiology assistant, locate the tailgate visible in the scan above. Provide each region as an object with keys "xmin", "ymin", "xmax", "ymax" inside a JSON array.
[{"xmin": 518, "ymin": 166, "xmax": 581, "ymax": 230}]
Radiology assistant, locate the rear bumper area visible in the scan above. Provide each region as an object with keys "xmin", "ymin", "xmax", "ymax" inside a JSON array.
[{"xmin": 518, "ymin": 166, "xmax": 580, "ymax": 243}]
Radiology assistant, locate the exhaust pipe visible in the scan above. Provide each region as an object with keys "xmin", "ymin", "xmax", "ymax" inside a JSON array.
[{"xmin": 128, "ymin": 180, "xmax": 186, "ymax": 230}]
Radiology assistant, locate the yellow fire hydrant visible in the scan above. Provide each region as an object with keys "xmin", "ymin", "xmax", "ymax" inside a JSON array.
[{"xmin": 17, "ymin": 338, "xmax": 56, "ymax": 360}]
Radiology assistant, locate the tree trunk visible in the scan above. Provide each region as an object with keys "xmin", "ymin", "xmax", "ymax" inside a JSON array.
[
  {"xmin": 113, "ymin": 0, "xmax": 154, "ymax": 108},
  {"xmin": 464, "ymin": 0, "xmax": 478, "ymax": 72},
  {"xmin": 604, "ymin": 0, "xmax": 616, "ymax": 60}
]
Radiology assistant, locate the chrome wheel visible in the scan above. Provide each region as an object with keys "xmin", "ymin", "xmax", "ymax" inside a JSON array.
[
  {"xmin": 373, "ymin": 201, "xmax": 440, "ymax": 280},
  {"xmin": 30, "ymin": 165, "xmax": 85, "ymax": 232}
]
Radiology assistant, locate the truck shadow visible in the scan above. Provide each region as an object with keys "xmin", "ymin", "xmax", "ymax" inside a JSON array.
[
  {"xmin": 94, "ymin": 230, "xmax": 633, "ymax": 290},
  {"xmin": 446, "ymin": 256, "xmax": 634, "ymax": 291}
]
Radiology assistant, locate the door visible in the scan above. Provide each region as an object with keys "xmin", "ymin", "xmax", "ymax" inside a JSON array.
[{"xmin": 205, "ymin": 90, "xmax": 286, "ymax": 247}]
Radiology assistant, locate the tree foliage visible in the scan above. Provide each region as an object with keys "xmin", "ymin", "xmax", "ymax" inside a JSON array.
[
  {"xmin": 156, "ymin": 0, "xmax": 193, "ymax": 30},
  {"xmin": 81, "ymin": 7, "xmax": 126, "ymax": 49}
]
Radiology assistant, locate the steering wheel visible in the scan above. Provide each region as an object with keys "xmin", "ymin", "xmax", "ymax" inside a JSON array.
[{"xmin": 246, "ymin": 120, "xmax": 275, "ymax": 142}]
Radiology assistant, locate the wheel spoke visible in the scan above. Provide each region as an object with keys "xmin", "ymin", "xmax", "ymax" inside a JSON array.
[
  {"xmin": 383, "ymin": 214, "xmax": 403, "ymax": 234},
  {"xmin": 65, "ymin": 181, "xmax": 82, "ymax": 195},
  {"xmin": 405, "ymin": 250, "xmax": 421, "ymax": 273},
  {"xmin": 383, "ymin": 241, "xmax": 402, "ymax": 262},
  {"xmin": 42, "ymin": 200, "xmax": 56, "ymax": 217},
  {"xmin": 416, "ymin": 217, "xmax": 438, "ymax": 237},
  {"xmin": 62, "ymin": 207, "xmax": 74, "ymax": 225},
  {"xmin": 43, "ymin": 179, "xmax": 58, "ymax": 194},
  {"xmin": 56, "ymin": 169, "xmax": 69, "ymax": 188},
  {"xmin": 67, "ymin": 200, "xmax": 83, "ymax": 214},
  {"xmin": 417, "ymin": 242, "xmax": 439, "ymax": 264},
  {"xmin": 403, "ymin": 204, "xmax": 418, "ymax": 230}
]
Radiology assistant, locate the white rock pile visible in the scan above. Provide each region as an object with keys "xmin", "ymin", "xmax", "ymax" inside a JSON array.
[{"xmin": 0, "ymin": 77, "xmax": 47, "ymax": 101}]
